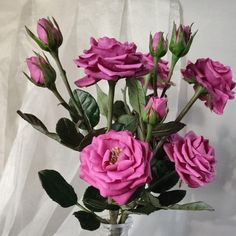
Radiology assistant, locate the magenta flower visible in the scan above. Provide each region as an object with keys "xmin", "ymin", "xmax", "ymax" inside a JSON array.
[
  {"xmin": 26, "ymin": 55, "xmax": 56, "ymax": 87},
  {"xmin": 37, "ymin": 18, "xmax": 63, "ymax": 49},
  {"xmin": 79, "ymin": 130, "xmax": 152, "ymax": 205},
  {"xmin": 143, "ymin": 96, "xmax": 168, "ymax": 124},
  {"xmin": 74, "ymin": 37, "xmax": 152, "ymax": 87},
  {"xmin": 181, "ymin": 58, "xmax": 235, "ymax": 114},
  {"xmin": 164, "ymin": 131, "xmax": 216, "ymax": 188}
]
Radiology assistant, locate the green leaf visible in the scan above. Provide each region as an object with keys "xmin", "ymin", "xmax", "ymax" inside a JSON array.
[
  {"xmin": 152, "ymin": 121, "xmax": 185, "ymax": 137},
  {"xmin": 83, "ymin": 186, "xmax": 107, "ymax": 212},
  {"xmin": 129, "ymin": 192, "xmax": 161, "ymax": 215},
  {"xmin": 25, "ymin": 26, "xmax": 49, "ymax": 51},
  {"xmin": 70, "ymin": 89, "xmax": 100, "ymax": 129},
  {"xmin": 83, "ymin": 186, "xmax": 119, "ymax": 212},
  {"xmin": 17, "ymin": 110, "xmax": 60, "ymax": 141},
  {"xmin": 145, "ymin": 192, "xmax": 162, "ymax": 208},
  {"xmin": 113, "ymin": 100, "xmax": 127, "ymax": 120},
  {"xmin": 157, "ymin": 190, "xmax": 186, "ymax": 206},
  {"xmin": 126, "ymin": 79, "xmax": 145, "ymax": 115},
  {"xmin": 117, "ymin": 114, "xmax": 138, "ymax": 132},
  {"xmin": 126, "ymin": 186, "xmax": 145, "ymax": 204},
  {"xmin": 130, "ymin": 204, "xmax": 158, "ymax": 215},
  {"xmin": 148, "ymin": 159, "xmax": 179, "ymax": 193},
  {"xmin": 96, "ymin": 85, "xmax": 108, "ymax": 118},
  {"xmin": 111, "ymin": 122, "xmax": 125, "ymax": 131},
  {"xmin": 38, "ymin": 169, "xmax": 77, "ymax": 207},
  {"xmin": 78, "ymin": 128, "xmax": 106, "ymax": 151},
  {"xmin": 56, "ymin": 118, "xmax": 84, "ymax": 147},
  {"xmin": 73, "ymin": 211, "xmax": 100, "ymax": 231},
  {"xmin": 17, "ymin": 110, "xmax": 81, "ymax": 151},
  {"xmin": 169, "ymin": 201, "xmax": 214, "ymax": 211}
]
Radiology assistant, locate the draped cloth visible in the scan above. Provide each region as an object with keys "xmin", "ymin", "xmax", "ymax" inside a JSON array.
[{"xmin": 0, "ymin": 0, "xmax": 236, "ymax": 235}]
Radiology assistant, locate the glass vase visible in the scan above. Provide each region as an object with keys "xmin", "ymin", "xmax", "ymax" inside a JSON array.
[{"xmin": 100, "ymin": 217, "xmax": 133, "ymax": 236}]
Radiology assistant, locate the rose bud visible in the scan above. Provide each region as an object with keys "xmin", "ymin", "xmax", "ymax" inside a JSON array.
[
  {"xmin": 143, "ymin": 96, "xmax": 168, "ymax": 125},
  {"xmin": 25, "ymin": 17, "xmax": 63, "ymax": 51},
  {"xmin": 149, "ymin": 32, "xmax": 168, "ymax": 58},
  {"xmin": 169, "ymin": 23, "xmax": 197, "ymax": 58},
  {"xmin": 25, "ymin": 55, "xmax": 56, "ymax": 88}
]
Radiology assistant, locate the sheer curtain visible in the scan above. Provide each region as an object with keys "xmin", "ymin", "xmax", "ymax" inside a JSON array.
[{"xmin": 0, "ymin": 0, "xmax": 236, "ymax": 235}]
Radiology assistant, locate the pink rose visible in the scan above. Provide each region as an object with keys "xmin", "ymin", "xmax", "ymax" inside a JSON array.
[
  {"xmin": 79, "ymin": 130, "xmax": 152, "ymax": 205},
  {"xmin": 150, "ymin": 32, "xmax": 168, "ymax": 58},
  {"xmin": 152, "ymin": 32, "xmax": 161, "ymax": 49},
  {"xmin": 169, "ymin": 23, "xmax": 196, "ymax": 57},
  {"xmin": 143, "ymin": 96, "xmax": 168, "ymax": 124},
  {"xmin": 181, "ymin": 58, "xmax": 235, "ymax": 114},
  {"xmin": 74, "ymin": 37, "xmax": 152, "ymax": 87},
  {"xmin": 164, "ymin": 131, "xmax": 216, "ymax": 188},
  {"xmin": 37, "ymin": 18, "xmax": 63, "ymax": 48},
  {"xmin": 179, "ymin": 25, "xmax": 191, "ymax": 43},
  {"xmin": 26, "ymin": 55, "xmax": 56, "ymax": 87}
]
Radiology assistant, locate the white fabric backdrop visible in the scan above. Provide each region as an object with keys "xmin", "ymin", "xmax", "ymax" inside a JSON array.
[{"xmin": 0, "ymin": 0, "xmax": 236, "ymax": 235}]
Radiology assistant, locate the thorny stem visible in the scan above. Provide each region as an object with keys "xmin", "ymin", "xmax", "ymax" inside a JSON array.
[
  {"xmin": 107, "ymin": 81, "xmax": 116, "ymax": 131},
  {"xmin": 51, "ymin": 51, "xmax": 93, "ymax": 132},
  {"xmin": 161, "ymin": 54, "xmax": 179, "ymax": 98},
  {"xmin": 153, "ymin": 85, "xmax": 205, "ymax": 156},
  {"xmin": 152, "ymin": 57, "xmax": 159, "ymax": 97}
]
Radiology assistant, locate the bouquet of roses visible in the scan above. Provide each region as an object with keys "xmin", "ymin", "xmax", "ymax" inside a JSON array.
[{"xmin": 18, "ymin": 17, "xmax": 235, "ymax": 233}]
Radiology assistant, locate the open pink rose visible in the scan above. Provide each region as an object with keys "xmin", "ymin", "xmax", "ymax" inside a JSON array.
[
  {"xmin": 79, "ymin": 130, "xmax": 152, "ymax": 205},
  {"xmin": 181, "ymin": 58, "xmax": 235, "ymax": 114},
  {"xmin": 143, "ymin": 96, "xmax": 168, "ymax": 124},
  {"xmin": 74, "ymin": 37, "xmax": 152, "ymax": 87},
  {"xmin": 37, "ymin": 18, "xmax": 63, "ymax": 48},
  {"xmin": 164, "ymin": 131, "xmax": 216, "ymax": 188}
]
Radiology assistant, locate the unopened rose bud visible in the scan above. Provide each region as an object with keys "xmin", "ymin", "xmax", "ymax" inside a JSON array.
[
  {"xmin": 149, "ymin": 32, "xmax": 168, "ymax": 58},
  {"xmin": 25, "ymin": 17, "xmax": 63, "ymax": 52},
  {"xmin": 169, "ymin": 23, "xmax": 197, "ymax": 58},
  {"xmin": 25, "ymin": 55, "xmax": 56, "ymax": 89},
  {"xmin": 143, "ymin": 96, "xmax": 168, "ymax": 125}
]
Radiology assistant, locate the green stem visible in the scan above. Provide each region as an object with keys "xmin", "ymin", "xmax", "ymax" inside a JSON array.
[
  {"xmin": 107, "ymin": 81, "xmax": 116, "ymax": 131},
  {"xmin": 153, "ymin": 57, "xmax": 159, "ymax": 97},
  {"xmin": 175, "ymin": 86, "xmax": 205, "ymax": 122},
  {"xmin": 51, "ymin": 51, "xmax": 93, "ymax": 132},
  {"xmin": 143, "ymin": 74, "xmax": 151, "ymax": 96},
  {"xmin": 137, "ymin": 125, "xmax": 145, "ymax": 141},
  {"xmin": 161, "ymin": 54, "xmax": 179, "ymax": 97},
  {"xmin": 108, "ymin": 198, "xmax": 119, "ymax": 224},
  {"xmin": 122, "ymin": 85, "xmax": 131, "ymax": 115},
  {"xmin": 145, "ymin": 124, "xmax": 153, "ymax": 142},
  {"xmin": 153, "ymin": 85, "xmax": 205, "ymax": 156},
  {"xmin": 76, "ymin": 203, "xmax": 108, "ymax": 224},
  {"xmin": 119, "ymin": 210, "xmax": 129, "ymax": 224},
  {"xmin": 50, "ymin": 85, "xmax": 71, "ymax": 112}
]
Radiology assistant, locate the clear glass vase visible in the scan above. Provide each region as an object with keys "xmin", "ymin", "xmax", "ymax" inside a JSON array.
[{"xmin": 100, "ymin": 217, "xmax": 133, "ymax": 236}]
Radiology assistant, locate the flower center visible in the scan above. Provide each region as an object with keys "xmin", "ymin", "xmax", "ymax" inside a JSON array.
[{"xmin": 109, "ymin": 147, "xmax": 122, "ymax": 164}]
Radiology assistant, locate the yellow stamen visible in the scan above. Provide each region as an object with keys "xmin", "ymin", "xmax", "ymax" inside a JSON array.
[{"xmin": 109, "ymin": 147, "xmax": 122, "ymax": 164}]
